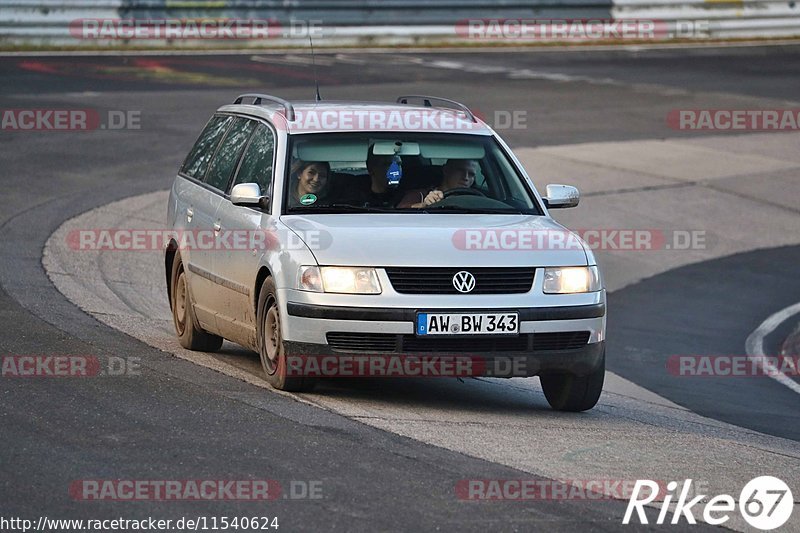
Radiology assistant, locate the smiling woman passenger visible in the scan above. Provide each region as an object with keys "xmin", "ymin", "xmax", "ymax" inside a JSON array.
[{"xmin": 290, "ymin": 160, "xmax": 330, "ymax": 207}]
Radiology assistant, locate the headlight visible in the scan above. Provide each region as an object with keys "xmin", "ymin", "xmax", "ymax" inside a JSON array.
[
  {"xmin": 297, "ymin": 266, "xmax": 382, "ymax": 294},
  {"xmin": 543, "ymin": 266, "xmax": 601, "ymax": 294}
]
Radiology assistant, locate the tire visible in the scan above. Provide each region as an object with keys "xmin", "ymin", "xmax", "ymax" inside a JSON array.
[
  {"xmin": 540, "ymin": 349, "xmax": 605, "ymax": 412},
  {"xmin": 170, "ymin": 254, "xmax": 223, "ymax": 352},
  {"xmin": 256, "ymin": 276, "xmax": 315, "ymax": 392}
]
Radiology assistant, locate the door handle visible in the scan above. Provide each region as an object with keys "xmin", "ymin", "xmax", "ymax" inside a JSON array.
[
  {"xmin": 186, "ymin": 208, "xmax": 193, "ymax": 222},
  {"xmin": 213, "ymin": 222, "xmax": 221, "ymax": 233}
]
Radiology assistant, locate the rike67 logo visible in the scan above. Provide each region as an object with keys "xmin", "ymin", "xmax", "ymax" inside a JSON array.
[{"xmin": 623, "ymin": 476, "xmax": 793, "ymax": 530}]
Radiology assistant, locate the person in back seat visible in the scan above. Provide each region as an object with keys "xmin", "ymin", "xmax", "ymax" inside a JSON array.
[
  {"xmin": 366, "ymin": 148, "xmax": 392, "ymax": 198},
  {"xmin": 396, "ymin": 159, "xmax": 478, "ymax": 208},
  {"xmin": 332, "ymin": 145, "xmax": 393, "ymax": 206}
]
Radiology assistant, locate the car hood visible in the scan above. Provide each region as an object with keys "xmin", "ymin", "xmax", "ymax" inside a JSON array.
[{"xmin": 280, "ymin": 214, "xmax": 588, "ymax": 267}]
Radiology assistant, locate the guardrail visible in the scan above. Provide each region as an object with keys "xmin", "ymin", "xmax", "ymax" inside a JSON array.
[
  {"xmin": 613, "ymin": 0, "xmax": 800, "ymax": 38},
  {"xmin": 1, "ymin": 0, "xmax": 797, "ymax": 46}
]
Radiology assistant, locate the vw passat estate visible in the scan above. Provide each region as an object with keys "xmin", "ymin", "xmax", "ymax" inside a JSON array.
[{"xmin": 166, "ymin": 94, "xmax": 606, "ymax": 411}]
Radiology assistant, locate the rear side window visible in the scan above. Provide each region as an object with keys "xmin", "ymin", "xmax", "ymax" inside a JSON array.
[
  {"xmin": 205, "ymin": 117, "xmax": 257, "ymax": 191},
  {"xmin": 233, "ymin": 124, "xmax": 275, "ymax": 195},
  {"xmin": 181, "ymin": 115, "xmax": 232, "ymax": 180}
]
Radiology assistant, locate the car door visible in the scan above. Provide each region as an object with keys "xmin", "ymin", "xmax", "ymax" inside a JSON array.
[
  {"xmin": 213, "ymin": 122, "xmax": 277, "ymax": 349},
  {"xmin": 199, "ymin": 116, "xmax": 258, "ymax": 338},
  {"xmin": 175, "ymin": 114, "xmax": 233, "ymax": 333}
]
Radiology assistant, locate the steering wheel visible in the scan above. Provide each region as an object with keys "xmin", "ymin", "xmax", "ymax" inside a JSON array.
[{"xmin": 442, "ymin": 187, "xmax": 486, "ymax": 199}]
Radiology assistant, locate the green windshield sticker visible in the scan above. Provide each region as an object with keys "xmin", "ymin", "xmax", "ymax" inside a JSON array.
[{"xmin": 300, "ymin": 194, "xmax": 317, "ymax": 205}]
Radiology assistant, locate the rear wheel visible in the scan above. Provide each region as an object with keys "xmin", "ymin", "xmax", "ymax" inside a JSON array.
[
  {"xmin": 170, "ymin": 254, "xmax": 223, "ymax": 352},
  {"xmin": 540, "ymin": 349, "xmax": 605, "ymax": 412},
  {"xmin": 256, "ymin": 277, "xmax": 315, "ymax": 392}
]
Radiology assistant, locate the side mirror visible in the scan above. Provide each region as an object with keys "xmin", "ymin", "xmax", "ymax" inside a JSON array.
[
  {"xmin": 231, "ymin": 183, "xmax": 268, "ymax": 208},
  {"xmin": 543, "ymin": 184, "xmax": 580, "ymax": 209}
]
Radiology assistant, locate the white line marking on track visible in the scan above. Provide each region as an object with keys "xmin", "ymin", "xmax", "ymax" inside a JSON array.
[
  {"xmin": 745, "ymin": 301, "xmax": 800, "ymax": 394},
  {"xmin": 250, "ymin": 54, "xmax": 335, "ymax": 67}
]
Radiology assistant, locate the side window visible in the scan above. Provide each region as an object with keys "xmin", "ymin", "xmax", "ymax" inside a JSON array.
[
  {"xmin": 181, "ymin": 115, "xmax": 232, "ymax": 180},
  {"xmin": 233, "ymin": 124, "xmax": 275, "ymax": 195},
  {"xmin": 205, "ymin": 117, "xmax": 257, "ymax": 191}
]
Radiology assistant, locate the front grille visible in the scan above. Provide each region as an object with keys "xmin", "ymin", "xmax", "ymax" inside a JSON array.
[
  {"xmin": 402, "ymin": 335, "xmax": 529, "ymax": 352},
  {"xmin": 325, "ymin": 332, "xmax": 397, "ymax": 352},
  {"xmin": 325, "ymin": 332, "xmax": 590, "ymax": 353},
  {"xmin": 384, "ymin": 267, "xmax": 534, "ymax": 294}
]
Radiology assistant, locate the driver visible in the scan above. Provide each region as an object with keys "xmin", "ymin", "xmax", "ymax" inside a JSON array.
[{"xmin": 396, "ymin": 159, "xmax": 478, "ymax": 208}]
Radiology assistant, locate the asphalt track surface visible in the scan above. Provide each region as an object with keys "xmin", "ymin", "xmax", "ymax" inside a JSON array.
[{"xmin": 1, "ymin": 45, "xmax": 800, "ymax": 531}]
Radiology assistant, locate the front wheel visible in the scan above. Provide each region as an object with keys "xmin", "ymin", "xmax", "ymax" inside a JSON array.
[
  {"xmin": 540, "ymin": 349, "xmax": 605, "ymax": 412},
  {"xmin": 256, "ymin": 277, "xmax": 315, "ymax": 392}
]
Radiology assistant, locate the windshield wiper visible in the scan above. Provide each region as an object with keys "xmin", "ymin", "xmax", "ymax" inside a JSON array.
[
  {"xmin": 421, "ymin": 205, "xmax": 525, "ymax": 214},
  {"xmin": 290, "ymin": 203, "xmax": 394, "ymax": 213}
]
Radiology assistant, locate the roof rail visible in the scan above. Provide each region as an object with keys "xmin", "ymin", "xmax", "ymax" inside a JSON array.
[
  {"xmin": 234, "ymin": 93, "xmax": 295, "ymax": 121},
  {"xmin": 396, "ymin": 95, "xmax": 477, "ymax": 123}
]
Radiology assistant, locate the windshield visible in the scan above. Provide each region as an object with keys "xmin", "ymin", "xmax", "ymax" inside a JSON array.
[{"xmin": 283, "ymin": 133, "xmax": 543, "ymax": 215}]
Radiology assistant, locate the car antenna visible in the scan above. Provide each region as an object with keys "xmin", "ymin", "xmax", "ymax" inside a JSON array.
[{"xmin": 309, "ymin": 36, "xmax": 322, "ymax": 102}]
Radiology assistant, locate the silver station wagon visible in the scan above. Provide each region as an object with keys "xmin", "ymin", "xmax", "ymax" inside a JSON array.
[{"xmin": 166, "ymin": 94, "xmax": 606, "ymax": 411}]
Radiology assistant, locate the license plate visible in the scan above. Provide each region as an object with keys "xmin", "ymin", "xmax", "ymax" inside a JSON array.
[{"xmin": 416, "ymin": 312, "xmax": 519, "ymax": 336}]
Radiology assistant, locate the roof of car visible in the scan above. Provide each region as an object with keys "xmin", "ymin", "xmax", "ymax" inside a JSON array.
[{"xmin": 216, "ymin": 100, "xmax": 494, "ymax": 135}]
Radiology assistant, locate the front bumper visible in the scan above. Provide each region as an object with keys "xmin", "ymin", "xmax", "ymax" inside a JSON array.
[
  {"xmin": 283, "ymin": 339, "xmax": 605, "ymax": 378},
  {"xmin": 279, "ymin": 298, "xmax": 606, "ymax": 377}
]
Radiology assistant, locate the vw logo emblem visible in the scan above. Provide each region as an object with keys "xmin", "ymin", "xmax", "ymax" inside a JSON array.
[{"xmin": 452, "ymin": 271, "xmax": 476, "ymax": 293}]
